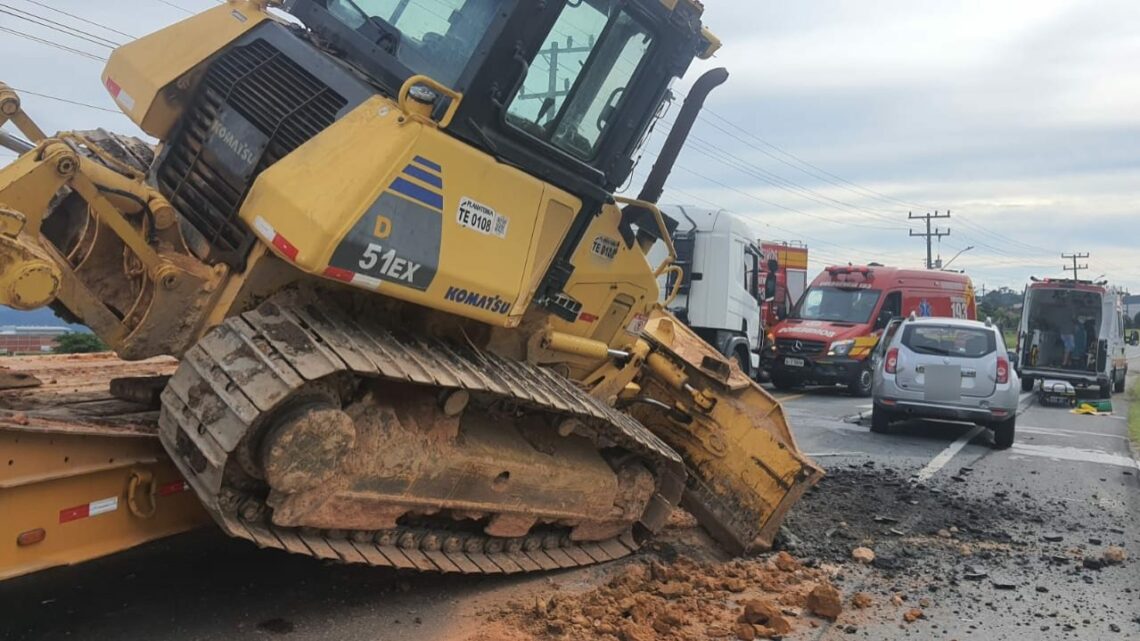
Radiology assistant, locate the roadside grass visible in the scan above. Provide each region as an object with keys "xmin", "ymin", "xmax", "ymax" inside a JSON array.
[{"xmin": 1130, "ymin": 378, "xmax": 1140, "ymax": 446}]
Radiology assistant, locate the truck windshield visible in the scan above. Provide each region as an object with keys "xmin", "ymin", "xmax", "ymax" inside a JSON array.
[
  {"xmin": 792, "ymin": 287, "xmax": 882, "ymax": 324},
  {"xmin": 327, "ymin": 0, "xmax": 499, "ymax": 87}
]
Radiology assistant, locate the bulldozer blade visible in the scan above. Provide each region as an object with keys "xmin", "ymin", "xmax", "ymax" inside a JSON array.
[{"xmin": 632, "ymin": 309, "xmax": 823, "ymax": 554}]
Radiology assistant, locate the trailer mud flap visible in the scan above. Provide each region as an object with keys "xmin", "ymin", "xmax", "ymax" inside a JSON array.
[{"xmin": 629, "ymin": 309, "xmax": 823, "ymax": 553}]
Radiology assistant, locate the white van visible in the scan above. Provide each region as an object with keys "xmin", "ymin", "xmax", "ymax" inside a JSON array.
[{"xmin": 1016, "ymin": 279, "xmax": 1129, "ymax": 397}]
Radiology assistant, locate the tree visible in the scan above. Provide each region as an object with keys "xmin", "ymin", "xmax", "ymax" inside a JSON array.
[{"xmin": 54, "ymin": 332, "xmax": 109, "ymax": 354}]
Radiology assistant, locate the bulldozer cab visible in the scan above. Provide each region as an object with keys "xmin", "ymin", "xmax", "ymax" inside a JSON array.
[{"xmin": 290, "ymin": 0, "xmax": 719, "ymax": 196}]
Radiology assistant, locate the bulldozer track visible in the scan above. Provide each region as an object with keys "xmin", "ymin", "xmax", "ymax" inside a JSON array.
[{"xmin": 158, "ymin": 289, "xmax": 686, "ymax": 574}]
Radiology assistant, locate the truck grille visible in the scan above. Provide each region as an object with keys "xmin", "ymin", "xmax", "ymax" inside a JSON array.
[
  {"xmin": 775, "ymin": 338, "xmax": 826, "ymax": 356},
  {"xmin": 156, "ymin": 38, "xmax": 347, "ymax": 267}
]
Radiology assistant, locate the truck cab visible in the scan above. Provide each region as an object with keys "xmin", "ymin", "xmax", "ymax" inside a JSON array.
[
  {"xmin": 1017, "ymin": 279, "xmax": 1129, "ymax": 397},
  {"xmin": 653, "ymin": 206, "xmax": 767, "ymax": 378},
  {"xmin": 769, "ymin": 265, "xmax": 975, "ymax": 396}
]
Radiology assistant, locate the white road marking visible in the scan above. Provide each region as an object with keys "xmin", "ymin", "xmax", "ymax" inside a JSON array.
[
  {"xmin": 1009, "ymin": 443, "xmax": 1140, "ymax": 470},
  {"xmin": 913, "ymin": 425, "xmax": 985, "ymax": 482},
  {"xmin": 1019, "ymin": 426, "xmax": 1130, "ymax": 442},
  {"xmin": 856, "ymin": 404, "xmax": 873, "ymax": 409}
]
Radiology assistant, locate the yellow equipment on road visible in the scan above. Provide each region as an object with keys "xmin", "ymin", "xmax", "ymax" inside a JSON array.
[{"xmin": 0, "ymin": 0, "xmax": 820, "ymax": 577}]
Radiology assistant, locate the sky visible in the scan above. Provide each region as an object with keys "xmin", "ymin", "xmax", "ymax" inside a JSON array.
[{"xmin": 1, "ymin": 0, "xmax": 1138, "ymax": 295}]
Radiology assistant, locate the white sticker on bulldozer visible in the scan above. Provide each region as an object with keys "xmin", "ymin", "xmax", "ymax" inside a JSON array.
[
  {"xmin": 456, "ymin": 197, "xmax": 508, "ymax": 238},
  {"xmin": 592, "ymin": 235, "xmax": 620, "ymax": 260},
  {"xmin": 625, "ymin": 313, "xmax": 648, "ymax": 336}
]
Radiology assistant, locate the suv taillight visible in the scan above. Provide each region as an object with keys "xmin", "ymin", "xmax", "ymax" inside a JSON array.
[
  {"xmin": 996, "ymin": 357, "xmax": 1009, "ymax": 384},
  {"xmin": 885, "ymin": 347, "xmax": 899, "ymax": 374}
]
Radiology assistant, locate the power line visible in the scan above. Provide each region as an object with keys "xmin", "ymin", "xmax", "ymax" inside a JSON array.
[
  {"xmin": 0, "ymin": 6, "xmax": 120, "ymax": 49},
  {"xmin": 0, "ymin": 25, "xmax": 107, "ymax": 61},
  {"xmin": 152, "ymin": 0, "xmax": 196, "ymax": 15},
  {"xmin": 17, "ymin": 0, "xmax": 137, "ymax": 39},
  {"xmin": 8, "ymin": 87, "xmax": 120, "ymax": 113}
]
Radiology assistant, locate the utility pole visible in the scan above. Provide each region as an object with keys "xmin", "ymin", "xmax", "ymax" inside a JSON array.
[
  {"xmin": 1062, "ymin": 252, "xmax": 1089, "ymax": 280},
  {"xmin": 909, "ymin": 211, "xmax": 951, "ymax": 269}
]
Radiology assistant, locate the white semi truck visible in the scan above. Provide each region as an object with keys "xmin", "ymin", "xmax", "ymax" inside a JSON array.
[{"xmin": 653, "ymin": 206, "xmax": 773, "ymax": 378}]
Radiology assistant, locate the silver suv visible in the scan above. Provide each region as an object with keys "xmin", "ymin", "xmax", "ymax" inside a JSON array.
[{"xmin": 871, "ymin": 316, "xmax": 1020, "ymax": 448}]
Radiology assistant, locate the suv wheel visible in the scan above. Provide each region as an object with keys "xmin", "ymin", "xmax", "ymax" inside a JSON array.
[
  {"xmin": 1114, "ymin": 369, "xmax": 1127, "ymax": 394},
  {"xmin": 870, "ymin": 406, "xmax": 893, "ymax": 434},
  {"xmin": 992, "ymin": 415, "xmax": 1016, "ymax": 449},
  {"xmin": 848, "ymin": 362, "xmax": 873, "ymax": 397},
  {"xmin": 1020, "ymin": 376, "xmax": 1034, "ymax": 393}
]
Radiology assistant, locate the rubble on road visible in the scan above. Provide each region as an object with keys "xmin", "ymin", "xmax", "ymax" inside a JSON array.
[{"xmin": 483, "ymin": 552, "xmax": 847, "ymax": 640}]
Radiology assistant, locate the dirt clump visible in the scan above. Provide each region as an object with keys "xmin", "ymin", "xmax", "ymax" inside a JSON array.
[
  {"xmin": 902, "ymin": 607, "xmax": 924, "ymax": 623},
  {"xmin": 482, "ymin": 552, "xmax": 844, "ymax": 640},
  {"xmin": 1103, "ymin": 546, "xmax": 1126, "ymax": 564},
  {"xmin": 850, "ymin": 592, "xmax": 874, "ymax": 609},
  {"xmin": 805, "ymin": 582, "xmax": 842, "ymax": 620},
  {"xmin": 850, "ymin": 547, "xmax": 875, "ymax": 564}
]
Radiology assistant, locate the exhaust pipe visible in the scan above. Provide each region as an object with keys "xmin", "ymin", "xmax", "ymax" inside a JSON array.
[{"xmin": 638, "ymin": 67, "xmax": 729, "ymax": 204}]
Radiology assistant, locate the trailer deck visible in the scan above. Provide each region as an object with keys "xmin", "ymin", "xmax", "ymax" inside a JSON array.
[{"xmin": 0, "ymin": 353, "xmax": 207, "ymax": 581}]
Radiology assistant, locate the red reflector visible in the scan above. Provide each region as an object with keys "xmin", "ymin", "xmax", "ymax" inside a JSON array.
[
  {"xmin": 991, "ymin": 408, "xmax": 1009, "ymax": 416},
  {"xmin": 272, "ymin": 234, "xmax": 299, "ymax": 261},
  {"xmin": 578, "ymin": 312, "xmax": 598, "ymax": 323},
  {"xmin": 17, "ymin": 528, "xmax": 46, "ymax": 546},
  {"xmin": 885, "ymin": 347, "xmax": 899, "ymax": 374},
  {"xmin": 104, "ymin": 77, "xmax": 121, "ymax": 97},
  {"xmin": 322, "ymin": 266, "xmax": 354, "ymax": 282},
  {"xmin": 59, "ymin": 504, "xmax": 89, "ymax": 523},
  {"xmin": 996, "ymin": 358, "xmax": 1009, "ymax": 384},
  {"xmin": 157, "ymin": 480, "xmax": 190, "ymax": 496}
]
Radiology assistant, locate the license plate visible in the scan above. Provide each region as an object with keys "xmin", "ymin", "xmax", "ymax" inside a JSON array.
[{"xmin": 784, "ymin": 357, "xmax": 805, "ymax": 367}]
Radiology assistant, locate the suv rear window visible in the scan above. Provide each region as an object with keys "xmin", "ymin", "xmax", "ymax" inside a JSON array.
[{"xmin": 901, "ymin": 325, "xmax": 995, "ymax": 358}]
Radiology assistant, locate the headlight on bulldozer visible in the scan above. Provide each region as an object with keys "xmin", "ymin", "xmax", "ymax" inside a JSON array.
[{"xmin": 828, "ymin": 339, "xmax": 855, "ymax": 357}]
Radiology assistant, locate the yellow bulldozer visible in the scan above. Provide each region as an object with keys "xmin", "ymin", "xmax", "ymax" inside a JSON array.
[{"xmin": 0, "ymin": 0, "xmax": 821, "ymax": 579}]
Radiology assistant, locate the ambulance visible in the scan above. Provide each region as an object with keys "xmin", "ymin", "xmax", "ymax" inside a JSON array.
[{"xmin": 768, "ymin": 265, "xmax": 976, "ymax": 396}]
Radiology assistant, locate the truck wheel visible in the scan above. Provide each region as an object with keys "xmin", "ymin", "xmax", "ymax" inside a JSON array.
[
  {"xmin": 992, "ymin": 416, "xmax": 1016, "ymax": 449},
  {"xmin": 771, "ymin": 373, "xmax": 798, "ymax": 391},
  {"xmin": 1114, "ymin": 369, "xmax": 1127, "ymax": 394},
  {"xmin": 1020, "ymin": 376, "xmax": 1034, "ymax": 393},
  {"xmin": 870, "ymin": 406, "xmax": 893, "ymax": 434},
  {"xmin": 848, "ymin": 362, "xmax": 873, "ymax": 397},
  {"xmin": 734, "ymin": 348, "xmax": 752, "ymax": 380},
  {"xmin": 1099, "ymin": 378, "xmax": 1112, "ymax": 399}
]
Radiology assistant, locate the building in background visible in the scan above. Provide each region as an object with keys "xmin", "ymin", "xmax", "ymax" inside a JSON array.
[{"xmin": 0, "ymin": 326, "xmax": 70, "ymax": 354}]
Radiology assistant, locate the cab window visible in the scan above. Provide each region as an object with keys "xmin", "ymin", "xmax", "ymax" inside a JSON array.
[
  {"xmin": 327, "ymin": 0, "xmax": 500, "ymax": 87},
  {"xmin": 875, "ymin": 291, "xmax": 902, "ymax": 329},
  {"xmin": 506, "ymin": 1, "xmax": 654, "ymax": 160}
]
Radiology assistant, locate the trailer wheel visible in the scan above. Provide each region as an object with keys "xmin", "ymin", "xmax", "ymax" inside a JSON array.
[{"xmin": 1020, "ymin": 376, "xmax": 1034, "ymax": 393}]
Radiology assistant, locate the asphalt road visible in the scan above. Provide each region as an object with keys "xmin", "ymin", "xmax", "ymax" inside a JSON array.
[{"xmin": 2, "ymin": 348, "xmax": 1137, "ymax": 641}]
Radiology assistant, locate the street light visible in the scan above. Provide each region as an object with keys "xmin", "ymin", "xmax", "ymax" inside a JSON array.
[{"xmin": 941, "ymin": 245, "xmax": 975, "ymax": 269}]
